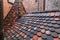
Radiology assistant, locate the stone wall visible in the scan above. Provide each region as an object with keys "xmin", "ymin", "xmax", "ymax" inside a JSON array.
[
  {"xmin": 45, "ymin": 0, "xmax": 60, "ymax": 11},
  {"xmin": 23, "ymin": 0, "xmax": 43, "ymax": 12}
]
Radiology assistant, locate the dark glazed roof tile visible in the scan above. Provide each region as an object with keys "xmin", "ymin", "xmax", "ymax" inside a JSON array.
[
  {"xmin": 56, "ymin": 21, "xmax": 60, "ymax": 25},
  {"xmin": 49, "ymin": 28, "xmax": 55, "ymax": 32},
  {"xmin": 51, "ymin": 32, "xmax": 58, "ymax": 38},
  {"xmin": 55, "ymin": 29, "xmax": 60, "ymax": 33},
  {"xmin": 42, "ymin": 34, "xmax": 47, "ymax": 39},
  {"xmin": 47, "ymin": 36, "xmax": 53, "ymax": 40},
  {"xmin": 26, "ymin": 37, "xmax": 31, "ymax": 40}
]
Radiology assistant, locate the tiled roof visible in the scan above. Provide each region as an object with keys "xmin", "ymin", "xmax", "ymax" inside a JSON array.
[{"xmin": 5, "ymin": 12, "xmax": 60, "ymax": 40}]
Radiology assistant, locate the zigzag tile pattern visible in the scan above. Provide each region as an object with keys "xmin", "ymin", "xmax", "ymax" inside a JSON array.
[{"xmin": 5, "ymin": 12, "xmax": 60, "ymax": 40}]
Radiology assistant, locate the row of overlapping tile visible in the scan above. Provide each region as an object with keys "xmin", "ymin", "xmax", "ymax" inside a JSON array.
[
  {"xmin": 5, "ymin": 12, "xmax": 60, "ymax": 40},
  {"xmin": 4, "ymin": 0, "xmax": 26, "ymax": 30}
]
